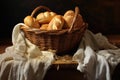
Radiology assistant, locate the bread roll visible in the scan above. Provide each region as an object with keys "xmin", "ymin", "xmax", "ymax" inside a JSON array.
[
  {"xmin": 47, "ymin": 15, "xmax": 64, "ymax": 30},
  {"xmin": 40, "ymin": 24, "xmax": 48, "ymax": 30},
  {"xmin": 24, "ymin": 16, "xmax": 35, "ymax": 27},
  {"xmin": 64, "ymin": 10, "xmax": 84, "ymax": 28},
  {"xmin": 63, "ymin": 10, "xmax": 75, "ymax": 28},
  {"xmin": 64, "ymin": 10, "xmax": 75, "ymax": 17},
  {"xmin": 24, "ymin": 16, "xmax": 40, "ymax": 28},
  {"xmin": 36, "ymin": 11, "xmax": 56, "ymax": 24},
  {"xmin": 33, "ymin": 20, "xmax": 40, "ymax": 28}
]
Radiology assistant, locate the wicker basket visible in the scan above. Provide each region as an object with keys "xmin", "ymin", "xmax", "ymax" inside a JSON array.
[{"xmin": 21, "ymin": 6, "xmax": 88, "ymax": 55}]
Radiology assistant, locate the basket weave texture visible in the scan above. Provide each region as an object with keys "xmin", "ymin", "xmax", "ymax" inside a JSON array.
[{"xmin": 21, "ymin": 6, "xmax": 87, "ymax": 55}]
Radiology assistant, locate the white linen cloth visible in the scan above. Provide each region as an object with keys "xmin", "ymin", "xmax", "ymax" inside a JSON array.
[
  {"xmin": 0, "ymin": 23, "xmax": 120, "ymax": 80},
  {"xmin": 73, "ymin": 30, "xmax": 120, "ymax": 80},
  {"xmin": 0, "ymin": 23, "xmax": 55, "ymax": 80}
]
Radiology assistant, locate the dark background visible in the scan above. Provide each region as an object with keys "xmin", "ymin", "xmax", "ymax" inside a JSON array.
[
  {"xmin": 0, "ymin": 0, "xmax": 120, "ymax": 39},
  {"xmin": 0, "ymin": 0, "xmax": 120, "ymax": 79}
]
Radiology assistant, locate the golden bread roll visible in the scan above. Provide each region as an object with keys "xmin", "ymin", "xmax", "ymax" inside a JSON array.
[
  {"xmin": 63, "ymin": 10, "xmax": 75, "ymax": 28},
  {"xmin": 47, "ymin": 15, "xmax": 64, "ymax": 30},
  {"xmin": 24, "ymin": 16, "xmax": 35, "ymax": 27},
  {"xmin": 24, "ymin": 16, "xmax": 40, "ymax": 28},
  {"xmin": 32, "ymin": 20, "xmax": 40, "ymax": 28},
  {"xmin": 64, "ymin": 10, "xmax": 75, "ymax": 17},
  {"xmin": 36, "ymin": 11, "xmax": 57, "ymax": 24},
  {"xmin": 64, "ymin": 10, "xmax": 84, "ymax": 28},
  {"xmin": 40, "ymin": 24, "xmax": 48, "ymax": 30}
]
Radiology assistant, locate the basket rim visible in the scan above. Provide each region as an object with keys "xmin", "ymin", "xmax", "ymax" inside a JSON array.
[{"xmin": 21, "ymin": 23, "xmax": 87, "ymax": 35}]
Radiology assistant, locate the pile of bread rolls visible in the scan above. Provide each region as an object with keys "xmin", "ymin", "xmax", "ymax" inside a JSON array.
[{"xmin": 23, "ymin": 9, "xmax": 84, "ymax": 30}]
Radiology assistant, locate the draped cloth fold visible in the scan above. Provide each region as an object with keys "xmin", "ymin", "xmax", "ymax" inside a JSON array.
[
  {"xmin": 73, "ymin": 30, "xmax": 120, "ymax": 80},
  {"xmin": 0, "ymin": 23, "xmax": 55, "ymax": 80}
]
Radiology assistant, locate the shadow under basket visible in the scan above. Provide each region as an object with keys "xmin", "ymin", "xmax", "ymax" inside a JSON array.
[{"xmin": 21, "ymin": 6, "xmax": 88, "ymax": 55}]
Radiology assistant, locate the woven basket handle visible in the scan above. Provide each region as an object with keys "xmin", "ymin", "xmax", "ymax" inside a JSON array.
[
  {"xmin": 68, "ymin": 6, "xmax": 79, "ymax": 32},
  {"xmin": 30, "ymin": 6, "xmax": 52, "ymax": 17}
]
